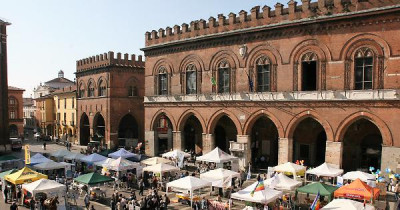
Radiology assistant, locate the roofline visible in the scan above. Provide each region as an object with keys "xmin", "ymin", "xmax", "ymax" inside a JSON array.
[
  {"xmin": 141, "ymin": 4, "xmax": 400, "ymax": 51},
  {"xmin": 0, "ymin": 18, "xmax": 11, "ymax": 26}
]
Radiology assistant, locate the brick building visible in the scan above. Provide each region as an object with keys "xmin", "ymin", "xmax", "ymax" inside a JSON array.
[
  {"xmin": 142, "ymin": 0, "xmax": 400, "ymax": 172},
  {"xmin": 76, "ymin": 52, "xmax": 145, "ymax": 149},
  {"xmin": 0, "ymin": 19, "xmax": 11, "ymax": 152},
  {"xmin": 8, "ymin": 86, "xmax": 25, "ymax": 138}
]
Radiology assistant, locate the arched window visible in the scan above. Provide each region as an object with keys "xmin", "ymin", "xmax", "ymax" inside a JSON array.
[
  {"xmin": 186, "ymin": 64, "xmax": 197, "ymax": 94},
  {"xmin": 88, "ymin": 81, "xmax": 95, "ymax": 97},
  {"xmin": 218, "ymin": 60, "xmax": 230, "ymax": 93},
  {"xmin": 78, "ymin": 83, "xmax": 85, "ymax": 98},
  {"xmin": 128, "ymin": 86, "xmax": 138, "ymax": 97},
  {"xmin": 9, "ymin": 97, "xmax": 16, "ymax": 105},
  {"xmin": 256, "ymin": 56, "xmax": 271, "ymax": 92},
  {"xmin": 354, "ymin": 48, "xmax": 374, "ymax": 90},
  {"xmin": 301, "ymin": 52, "xmax": 318, "ymax": 91},
  {"xmin": 98, "ymin": 80, "xmax": 107, "ymax": 97},
  {"xmin": 158, "ymin": 67, "xmax": 168, "ymax": 95}
]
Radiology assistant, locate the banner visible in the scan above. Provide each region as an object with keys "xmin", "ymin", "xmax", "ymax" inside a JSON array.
[{"xmin": 25, "ymin": 145, "xmax": 31, "ymax": 165}]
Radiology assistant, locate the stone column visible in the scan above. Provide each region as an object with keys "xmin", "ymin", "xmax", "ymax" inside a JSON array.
[
  {"xmin": 145, "ymin": 130, "xmax": 155, "ymax": 156},
  {"xmin": 325, "ymin": 141, "xmax": 342, "ymax": 168},
  {"xmin": 167, "ymin": 128, "xmax": 173, "ymax": 150},
  {"xmin": 202, "ymin": 133, "xmax": 213, "ymax": 153},
  {"xmin": 381, "ymin": 146, "xmax": 400, "ymax": 174},
  {"xmin": 236, "ymin": 135, "xmax": 251, "ymax": 170},
  {"xmin": 278, "ymin": 138, "xmax": 293, "ymax": 164},
  {"xmin": 172, "ymin": 131, "xmax": 181, "ymax": 151}
]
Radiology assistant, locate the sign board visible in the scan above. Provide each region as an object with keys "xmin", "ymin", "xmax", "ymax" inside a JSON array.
[{"xmin": 25, "ymin": 145, "xmax": 31, "ymax": 165}]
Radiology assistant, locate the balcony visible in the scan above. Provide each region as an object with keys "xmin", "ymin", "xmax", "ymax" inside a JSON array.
[
  {"xmin": 144, "ymin": 89, "xmax": 400, "ymax": 103},
  {"xmin": 229, "ymin": 141, "xmax": 247, "ymax": 152}
]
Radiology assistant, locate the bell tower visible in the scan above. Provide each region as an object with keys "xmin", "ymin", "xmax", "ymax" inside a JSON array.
[{"xmin": 0, "ymin": 19, "xmax": 11, "ymax": 152}]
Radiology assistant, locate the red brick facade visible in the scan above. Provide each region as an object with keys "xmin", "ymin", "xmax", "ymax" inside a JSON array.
[
  {"xmin": 142, "ymin": 0, "xmax": 400, "ymax": 172},
  {"xmin": 8, "ymin": 87, "xmax": 24, "ymax": 138},
  {"xmin": 0, "ymin": 20, "xmax": 10, "ymax": 149},
  {"xmin": 76, "ymin": 52, "xmax": 145, "ymax": 149}
]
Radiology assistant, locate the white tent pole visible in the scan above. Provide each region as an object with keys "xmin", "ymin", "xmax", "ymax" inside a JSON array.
[{"xmin": 190, "ymin": 189, "xmax": 193, "ymax": 208}]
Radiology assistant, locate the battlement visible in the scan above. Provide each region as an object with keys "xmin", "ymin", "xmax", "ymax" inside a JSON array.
[
  {"xmin": 76, "ymin": 51, "xmax": 145, "ymax": 72},
  {"xmin": 145, "ymin": 0, "xmax": 400, "ymax": 47}
]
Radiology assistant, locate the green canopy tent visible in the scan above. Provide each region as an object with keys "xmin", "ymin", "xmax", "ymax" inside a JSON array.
[
  {"xmin": 0, "ymin": 155, "xmax": 19, "ymax": 162},
  {"xmin": 74, "ymin": 172, "xmax": 113, "ymax": 185},
  {"xmin": 295, "ymin": 182, "xmax": 338, "ymax": 201},
  {"xmin": 0, "ymin": 169, "xmax": 18, "ymax": 179}
]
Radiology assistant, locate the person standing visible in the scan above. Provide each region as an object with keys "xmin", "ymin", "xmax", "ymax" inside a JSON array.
[
  {"xmin": 84, "ymin": 193, "xmax": 90, "ymax": 209},
  {"xmin": 138, "ymin": 179, "xmax": 144, "ymax": 196},
  {"xmin": 4, "ymin": 185, "xmax": 9, "ymax": 203},
  {"xmin": 29, "ymin": 198, "xmax": 36, "ymax": 210},
  {"xmin": 16, "ymin": 189, "xmax": 22, "ymax": 206},
  {"xmin": 43, "ymin": 142, "xmax": 46, "ymax": 150}
]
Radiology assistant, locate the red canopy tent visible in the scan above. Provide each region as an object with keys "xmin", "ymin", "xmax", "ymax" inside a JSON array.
[{"xmin": 334, "ymin": 178, "xmax": 380, "ymax": 201}]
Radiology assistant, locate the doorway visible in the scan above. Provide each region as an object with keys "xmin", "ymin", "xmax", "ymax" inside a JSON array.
[{"xmin": 301, "ymin": 61, "xmax": 317, "ymax": 91}]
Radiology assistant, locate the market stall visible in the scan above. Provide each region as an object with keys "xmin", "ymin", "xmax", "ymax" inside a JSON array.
[
  {"xmin": 0, "ymin": 155, "xmax": 23, "ymax": 171},
  {"xmin": 166, "ymin": 176, "xmax": 212, "ymax": 207},
  {"xmin": 74, "ymin": 172, "xmax": 113, "ymax": 185},
  {"xmin": 342, "ymin": 171, "xmax": 376, "ymax": 182},
  {"xmin": 64, "ymin": 153, "xmax": 86, "ymax": 162},
  {"xmin": 22, "ymin": 178, "xmax": 67, "ymax": 209},
  {"xmin": 295, "ymin": 182, "xmax": 338, "ymax": 201},
  {"xmin": 334, "ymin": 178, "xmax": 380, "ymax": 201},
  {"xmin": 94, "ymin": 158, "xmax": 113, "ymax": 167},
  {"xmin": 0, "ymin": 169, "xmax": 18, "ymax": 183},
  {"xmin": 200, "ymin": 168, "xmax": 240, "ymax": 188},
  {"xmin": 196, "ymin": 147, "xmax": 238, "ymax": 163},
  {"xmin": 141, "ymin": 157, "xmax": 173, "ymax": 166},
  {"xmin": 321, "ymin": 199, "xmax": 375, "ymax": 210},
  {"xmin": 29, "ymin": 153, "xmax": 52, "ymax": 165},
  {"xmin": 50, "ymin": 150, "xmax": 73, "ymax": 161},
  {"xmin": 306, "ymin": 163, "xmax": 343, "ymax": 177},
  {"xmin": 264, "ymin": 173, "xmax": 302, "ymax": 191},
  {"xmin": 162, "ymin": 150, "xmax": 191, "ymax": 159},
  {"xmin": 108, "ymin": 148, "xmax": 136, "ymax": 159},
  {"xmin": 273, "ymin": 162, "xmax": 306, "ymax": 180},
  {"xmin": 4, "ymin": 167, "xmax": 48, "ymax": 184},
  {"xmin": 80, "ymin": 153, "xmax": 107, "ymax": 163},
  {"xmin": 231, "ymin": 181, "xmax": 283, "ymax": 205}
]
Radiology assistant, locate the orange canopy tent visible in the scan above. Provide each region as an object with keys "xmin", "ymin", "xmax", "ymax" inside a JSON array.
[{"xmin": 334, "ymin": 178, "xmax": 380, "ymax": 201}]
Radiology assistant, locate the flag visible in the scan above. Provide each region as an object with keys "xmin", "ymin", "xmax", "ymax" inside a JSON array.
[
  {"xmin": 247, "ymin": 164, "xmax": 251, "ymax": 180},
  {"xmin": 248, "ymin": 75, "xmax": 254, "ymax": 92},
  {"xmin": 250, "ymin": 180, "xmax": 265, "ymax": 196},
  {"xmin": 310, "ymin": 191, "xmax": 320, "ymax": 210},
  {"xmin": 211, "ymin": 77, "xmax": 216, "ymax": 86}
]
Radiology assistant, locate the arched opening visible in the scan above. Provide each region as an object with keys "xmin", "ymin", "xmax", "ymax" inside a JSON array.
[
  {"xmin": 342, "ymin": 119, "xmax": 382, "ymax": 172},
  {"xmin": 93, "ymin": 113, "xmax": 105, "ymax": 146},
  {"xmin": 153, "ymin": 114, "xmax": 173, "ymax": 155},
  {"xmin": 118, "ymin": 114, "xmax": 139, "ymax": 149},
  {"xmin": 292, "ymin": 118, "xmax": 326, "ymax": 167},
  {"xmin": 80, "ymin": 113, "xmax": 90, "ymax": 146},
  {"xmin": 251, "ymin": 117, "xmax": 279, "ymax": 169},
  {"xmin": 182, "ymin": 115, "xmax": 203, "ymax": 155},
  {"xmin": 213, "ymin": 115, "xmax": 237, "ymax": 152},
  {"xmin": 301, "ymin": 52, "xmax": 318, "ymax": 91},
  {"xmin": 9, "ymin": 124, "xmax": 18, "ymax": 137}
]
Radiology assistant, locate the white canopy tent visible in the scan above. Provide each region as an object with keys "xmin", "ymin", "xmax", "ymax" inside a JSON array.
[
  {"xmin": 94, "ymin": 158, "xmax": 114, "ymax": 167},
  {"xmin": 108, "ymin": 148, "xmax": 136, "ymax": 159},
  {"xmin": 342, "ymin": 171, "xmax": 376, "ymax": 182},
  {"xmin": 162, "ymin": 150, "xmax": 190, "ymax": 159},
  {"xmin": 141, "ymin": 157, "xmax": 173, "ymax": 166},
  {"xmin": 200, "ymin": 168, "xmax": 240, "ymax": 188},
  {"xmin": 196, "ymin": 147, "xmax": 238, "ymax": 163},
  {"xmin": 264, "ymin": 173, "xmax": 302, "ymax": 191},
  {"xmin": 80, "ymin": 153, "xmax": 107, "ymax": 163},
  {"xmin": 22, "ymin": 178, "xmax": 66, "ymax": 197},
  {"xmin": 231, "ymin": 181, "xmax": 283, "ymax": 204},
  {"xmin": 321, "ymin": 199, "xmax": 375, "ymax": 210},
  {"xmin": 33, "ymin": 161, "xmax": 71, "ymax": 170},
  {"xmin": 143, "ymin": 163, "xmax": 179, "ymax": 181},
  {"xmin": 166, "ymin": 176, "xmax": 212, "ymax": 207},
  {"xmin": 64, "ymin": 153, "xmax": 86, "ymax": 161},
  {"xmin": 273, "ymin": 162, "xmax": 306, "ymax": 180},
  {"xmin": 306, "ymin": 163, "xmax": 344, "ymax": 177},
  {"xmin": 102, "ymin": 157, "xmax": 140, "ymax": 171},
  {"xmin": 50, "ymin": 150, "xmax": 73, "ymax": 158},
  {"xmin": 30, "ymin": 153, "xmax": 52, "ymax": 165}
]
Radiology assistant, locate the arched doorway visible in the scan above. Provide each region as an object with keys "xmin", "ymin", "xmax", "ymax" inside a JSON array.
[
  {"xmin": 80, "ymin": 113, "xmax": 90, "ymax": 146},
  {"xmin": 118, "ymin": 114, "xmax": 139, "ymax": 148},
  {"xmin": 182, "ymin": 115, "xmax": 203, "ymax": 155},
  {"xmin": 342, "ymin": 119, "xmax": 382, "ymax": 172},
  {"xmin": 93, "ymin": 113, "xmax": 105, "ymax": 145},
  {"xmin": 153, "ymin": 114, "xmax": 173, "ymax": 155},
  {"xmin": 9, "ymin": 124, "xmax": 18, "ymax": 137},
  {"xmin": 292, "ymin": 118, "xmax": 326, "ymax": 167},
  {"xmin": 251, "ymin": 117, "xmax": 279, "ymax": 169},
  {"xmin": 213, "ymin": 115, "xmax": 237, "ymax": 152}
]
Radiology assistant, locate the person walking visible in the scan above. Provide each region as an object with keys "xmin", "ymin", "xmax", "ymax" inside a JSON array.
[
  {"xmin": 43, "ymin": 142, "xmax": 46, "ymax": 150},
  {"xmin": 84, "ymin": 193, "xmax": 90, "ymax": 209},
  {"xmin": 4, "ymin": 185, "xmax": 9, "ymax": 203},
  {"xmin": 138, "ymin": 179, "xmax": 144, "ymax": 196}
]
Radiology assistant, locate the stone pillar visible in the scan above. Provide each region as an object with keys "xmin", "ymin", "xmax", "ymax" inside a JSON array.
[
  {"xmin": 381, "ymin": 146, "xmax": 400, "ymax": 174},
  {"xmin": 236, "ymin": 135, "xmax": 251, "ymax": 170},
  {"xmin": 172, "ymin": 131, "xmax": 181, "ymax": 151},
  {"xmin": 167, "ymin": 128, "xmax": 173, "ymax": 150},
  {"xmin": 278, "ymin": 138, "xmax": 293, "ymax": 164},
  {"xmin": 325, "ymin": 141, "xmax": 342, "ymax": 168},
  {"xmin": 202, "ymin": 133, "xmax": 213, "ymax": 153},
  {"xmin": 145, "ymin": 130, "xmax": 155, "ymax": 156}
]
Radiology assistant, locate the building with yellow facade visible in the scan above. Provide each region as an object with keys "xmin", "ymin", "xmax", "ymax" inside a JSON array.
[
  {"xmin": 53, "ymin": 86, "xmax": 77, "ymax": 143},
  {"xmin": 35, "ymin": 95, "xmax": 54, "ymax": 137}
]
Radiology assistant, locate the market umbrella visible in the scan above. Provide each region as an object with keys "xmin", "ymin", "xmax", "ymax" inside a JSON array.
[
  {"xmin": 4, "ymin": 167, "xmax": 48, "ymax": 184},
  {"xmin": 103, "ymin": 157, "xmax": 140, "ymax": 171},
  {"xmin": 321, "ymin": 199, "xmax": 375, "ymax": 210},
  {"xmin": 30, "ymin": 153, "xmax": 52, "ymax": 165},
  {"xmin": 108, "ymin": 148, "xmax": 136, "ymax": 159},
  {"xmin": 80, "ymin": 153, "xmax": 107, "ymax": 163},
  {"xmin": 141, "ymin": 157, "xmax": 173, "ymax": 165},
  {"xmin": 74, "ymin": 172, "xmax": 113, "ymax": 185},
  {"xmin": 0, "ymin": 169, "xmax": 18, "ymax": 179},
  {"xmin": 334, "ymin": 178, "xmax": 380, "ymax": 201},
  {"xmin": 231, "ymin": 181, "xmax": 283, "ymax": 204},
  {"xmin": 295, "ymin": 182, "xmax": 338, "ymax": 201},
  {"xmin": 22, "ymin": 178, "xmax": 66, "ymax": 197}
]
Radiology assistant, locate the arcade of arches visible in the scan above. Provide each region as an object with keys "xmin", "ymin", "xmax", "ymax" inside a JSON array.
[{"xmin": 146, "ymin": 111, "xmax": 395, "ymax": 172}]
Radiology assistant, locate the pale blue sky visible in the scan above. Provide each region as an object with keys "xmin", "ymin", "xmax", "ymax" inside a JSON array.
[{"xmin": 1, "ymin": 0, "xmax": 277, "ymax": 97}]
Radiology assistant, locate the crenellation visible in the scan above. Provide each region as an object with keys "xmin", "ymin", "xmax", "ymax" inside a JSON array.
[
  {"xmin": 76, "ymin": 51, "xmax": 145, "ymax": 72},
  {"xmin": 144, "ymin": 0, "xmax": 400, "ymax": 46}
]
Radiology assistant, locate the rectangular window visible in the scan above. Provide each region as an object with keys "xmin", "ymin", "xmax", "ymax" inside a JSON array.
[
  {"xmin": 257, "ymin": 65, "xmax": 270, "ymax": 92},
  {"xmin": 72, "ymin": 97, "xmax": 74, "ymax": 108},
  {"xmin": 64, "ymin": 98, "xmax": 66, "ymax": 109},
  {"xmin": 186, "ymin": 71, "xmax": 197, "ymax": 94},
  {"xmin": 355, "ymin": 57, "xmax": 373, "ymax": 90},
  {"xmin": 159, "ymin": 74, "xmax": 168, "ymax": 95},
  {"xmin": 58, "ymin": 99, "xmax": 60, "ymax": 109},
  {"xmin": 10, "ymin": 110, "xmax": 16, "ymax": 119},
  {"xmin": 218, "ymin": 68, "xmax": 230, "ymax": 93}
]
